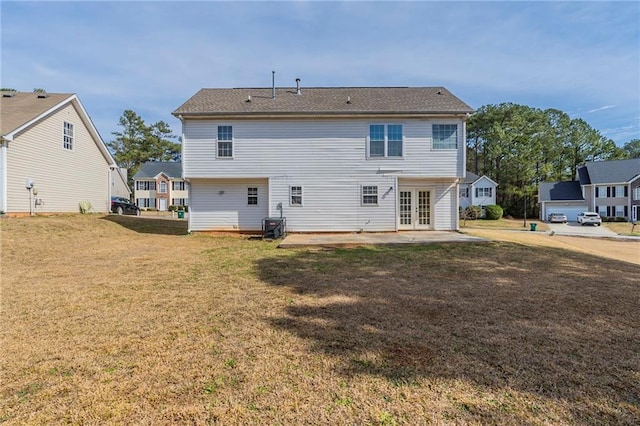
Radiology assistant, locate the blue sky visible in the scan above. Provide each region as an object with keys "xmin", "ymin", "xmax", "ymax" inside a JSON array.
[{"xmin": 2, "ymin": 1, "xmax": 639, "ymax": 147}]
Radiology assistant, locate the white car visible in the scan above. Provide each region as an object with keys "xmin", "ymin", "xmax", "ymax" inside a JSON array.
[{"xmin": 577, "ymin": 212, "xmax": 602, "ymax": 226}]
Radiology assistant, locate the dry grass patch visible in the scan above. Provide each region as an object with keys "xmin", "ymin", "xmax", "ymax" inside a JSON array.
[
  {"xmin": 461, "ymin": 218, "xmax": 549, "ymax": 231},
  {"xmin": 603, "ymin": 222, "xmax": 640, "ymax": 236},
  {"xmin": 1, "ymin": 215, "xmax": 639, "ymax": 425}
]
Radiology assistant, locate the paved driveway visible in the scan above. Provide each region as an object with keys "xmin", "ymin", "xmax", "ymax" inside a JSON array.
[{"xmin": 546, "ymin": 221, "xmax": 618, "ymax": 237}]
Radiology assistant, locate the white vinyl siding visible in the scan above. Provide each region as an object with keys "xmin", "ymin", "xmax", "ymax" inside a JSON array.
[
  {"xmin": 183, "ymin": 119, "xmax": 465, "ymax": 179},
  {"xmin": 269, "ymin": 176, "xmax": 396, "ymax": 232},
  {"xmin": 181, "ymin": 118, "xmax": 467, "ymax": 232},
  {"xmin": 188, "ymin": 179, "xmax": 268, "ymax": 231},
  {"xmin": 6, "ymin": 103, "xmax": 111, "ymax": 213}
]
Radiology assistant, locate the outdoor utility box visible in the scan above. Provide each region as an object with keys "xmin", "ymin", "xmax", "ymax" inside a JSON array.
[{"xmin": 262, "ymin": 217, "xmax": 286, "ymax": 239}]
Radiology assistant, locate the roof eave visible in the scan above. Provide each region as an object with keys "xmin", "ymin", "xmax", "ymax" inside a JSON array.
[{"xmin": 172, "ymin": 110, "xmax": 473, "ymax": 119}]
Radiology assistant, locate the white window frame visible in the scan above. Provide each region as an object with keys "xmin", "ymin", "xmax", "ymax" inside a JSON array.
[
  {"xmin": 459, "ymin": 186, "xmax": 469, "ymax": 198},
  {"xmin": 432, "ymin": 124, "xmax": 458, "ymax": 150},
  {"xmin": 615, "ymin": 186, "xmax": 625, "ymax": 198},
  {"xmin": 368, "ymin": 124, "xmax": 403, "ymax": 158},
  {"xmin": 172, "ymin": 181, "xmax": 187, "ymax": 191},
  {"xmin": 247, "ymin": 187, "xmax": 258, "ymax": 206},
  {"xmin": 476, "ymin": 187, "xmax": 492, "ymax": 198},
  {"xmin": 63, "ymin": 121, "xmax": 74, "ymax": 150},
  {"xmin": 217, "ymin": 125, "xmax": 233, "ymax": 158},
  {"xmin": 290, "ymin": 186, "xmax": 303, "ymax": 206},
  {"xmin": 633, "ymin": 187, "xmax": 640, "ymax": 201},
  {"xmin": 361, "ymin": 185, "xmax": 378, "ymax": 206},
  {"xmin": 159, "ymin": 181, "xmax": 167, "ymax": 193}
]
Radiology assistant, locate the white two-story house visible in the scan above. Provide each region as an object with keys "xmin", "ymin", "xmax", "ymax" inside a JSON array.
[
  {"xmin": 459, "ymin": 172, "xmax": 498, "ymax": 217},
  {"xmin": 173, "ymin": 85, "xmax": 473, "ymax": 232}
]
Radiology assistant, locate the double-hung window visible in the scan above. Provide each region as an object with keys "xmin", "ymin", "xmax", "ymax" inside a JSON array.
[
  {"xmin": 159, "ymin": 182, "xmax": 167, "ymax": 193},
  {"xmin": 362, "ymin": 185, "xmax": 378, "ymax": 205},
  {"xmin": 290, "ymin": 186, "xmax": 303, "ymax": 206},
  {"xmin": 433, "ymin": 124, "xmax": 458, "ymax": 149},
  {"xmin": 247, "ymin": 187, "xmax": 258, "ymax": 205},
  {"xmin": 63, "ymin": 122, "xmax": 74, "ymax": 150},
  {"xmin": 634, "ymin": 187, "xmax": 640, "ymax": 201},
  {"xmin": 369, "ymin": 124, "xmax": 403, "ymax": 157},
  {"xmin": 217, "ymin": 125, "xmax": 233, "ymax": 158}
]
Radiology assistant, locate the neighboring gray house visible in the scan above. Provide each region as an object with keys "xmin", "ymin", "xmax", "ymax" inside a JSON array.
[
  {"xmin": 459, "ymin": 172, "xmax": 498, "ymax": 216},
  {"xmin": 0, "ymin": 91, "xmax": 129, "ymax": 215},
  {"xmin": 133, "ymin": 161, "xmax": 188, "ymax": 211},
  {"xmin": 538, "ymin": 158, "xmax": 640, "ymax": 222},
  {"xmin": 173, "ymin": 84, "xmax": 474, "ymax": 232}
]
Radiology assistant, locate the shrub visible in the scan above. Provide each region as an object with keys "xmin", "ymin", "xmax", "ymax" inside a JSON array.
[
  {"xmin": 484, "ymin": 205, "xmax": 503, "ymax": 220},
  {"xmin": 614, "ymin": 216, "xmax": 627, "ymax": 222},
  {"xmin": 461, "ymin": 205, "xmax": 480, "ymax": 220},
  {"xmin": 168, "ymin": 205, "xmax": 178, "ymax": 212}
]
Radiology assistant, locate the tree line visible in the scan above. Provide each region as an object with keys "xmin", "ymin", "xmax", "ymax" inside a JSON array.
[
  {"xmin": 467, "ymin": 103, "xmax": 638, "ymax": 218},
  {"xmin": 107, "ymin": 110, "xmax": 180, "ymax": 189}
]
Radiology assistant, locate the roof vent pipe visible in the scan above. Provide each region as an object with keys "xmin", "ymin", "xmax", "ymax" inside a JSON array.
[
  {"xmin": 295, "ymin": 78, "xmax": 301, "ymax": 95},
  {"xmin": 272, "ymin": 71, "xmax": 275, "ymax": 99}
]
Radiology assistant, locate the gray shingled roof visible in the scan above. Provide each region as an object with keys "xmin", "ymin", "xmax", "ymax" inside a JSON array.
[
  {"xmin": 173, "ymin": 87, "xmax": 474, "ymax": 117},
  {"xmin": 578, "ymin": 158, "xmax": 640, "ymax": 185},
  {"xmin": 463, "ymin": 171, "xmax": 480, "ymax": 184},
  {"xmin": 133, "ymin": 161, "xmax": 182, "ymax": 179},
  {"xmin": 1, "ymin": 91, "xmax": 74, "ymax": 135},
  {"xmin": 539, "ymin": 181, "xmax": 584, "ymax": 201}
]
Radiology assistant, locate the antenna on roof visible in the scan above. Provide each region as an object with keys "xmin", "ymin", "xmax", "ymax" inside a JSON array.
[
  {"xmin": 272, "ymin": 71, "xmax": 275, "ymax": 99},
  {"xmin": 295, "ymin": 78, "xmax": 301, "ymax": 95}
]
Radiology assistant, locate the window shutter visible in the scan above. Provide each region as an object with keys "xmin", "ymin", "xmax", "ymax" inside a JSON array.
[
  {"xmin": 607, "ymin": 187, "xmax": 611, "ymax": 198},
  {"xmin": 595, "ymin": 187, "xmax": 599, "ymax": 197},
  {"xmin": 624, "ymin": 186, "xmax": 628, "ymax": 197},
  {"xmin": 624, "ymin": 206, "xmax": 628, "ymax": 217}
]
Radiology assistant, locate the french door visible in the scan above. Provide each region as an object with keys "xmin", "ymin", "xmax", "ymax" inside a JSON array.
[{"xmin": 399, "ymin": 188, "xmax": 431, "ymax": 230}]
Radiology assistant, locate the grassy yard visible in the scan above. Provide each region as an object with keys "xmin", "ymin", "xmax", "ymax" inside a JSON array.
[
  {"xmin": 603, "ymin": 221, "xmax": 640, "ymax": 237},
  {"xmin": 1, "ymin": 215, "xmax": 639, "ymax": 425},
  {"xmin": 460, "ymin": 217, "xmax": 550, "ymax": 232}
]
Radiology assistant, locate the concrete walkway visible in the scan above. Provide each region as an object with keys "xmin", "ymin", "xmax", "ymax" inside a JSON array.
[{"xmin": 279, "ymin": 231, "xmax": 487, "ymax": 248}]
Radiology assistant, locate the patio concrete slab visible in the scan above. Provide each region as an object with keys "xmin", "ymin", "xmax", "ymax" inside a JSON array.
[{"xmin": 279, "ymin": 231, "xmax": 487, "ymax": 248}]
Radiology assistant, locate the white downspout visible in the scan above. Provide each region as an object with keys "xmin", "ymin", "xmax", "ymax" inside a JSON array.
[{"xmin": 0, "ymin": 138, "xmax": 9, "ymax": 213}]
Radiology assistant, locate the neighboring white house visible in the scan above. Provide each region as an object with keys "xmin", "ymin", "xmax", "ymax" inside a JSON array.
[
  {"xmin": 0, "ymin": 91, "xmax": 129, "ymax": 215},
  {"xmin": 459, "ymin": 172, "xmax": 498, "ymax": 216},
  {"xmin": 133, "ymin": 161, "xmax": 189, "ymax": 211},
  {"xmin": 173, "ymin": 85, "xmax": 474, "ymax": 232}
]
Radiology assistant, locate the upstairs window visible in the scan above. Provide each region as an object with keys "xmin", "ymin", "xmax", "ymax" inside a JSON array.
[
  {"xmin": 172, "ymin": 181, "xmax": 187, "ymax": 191},
  {"xmin": 63, "ymin": 121, "xmax": 74, "ymax": 150},
  {"xmin": 136, "ymin": 181, "xmax": 156, "ymax": 191},
  {"xmin": 362, "ymin": 185, "xmax": 378, "ymax": 205},
  {"xmin": 433, "ymin": 124, "xmax": 458, "ymax": 149},
  {"xmin": 459, "ymin": 186, "xmax": 469, "ymax": 198},
  {"xmin": 290, "ymin": 186, "xmax": 303, "ymax": 206},
  {"xmin": 247, "ymin": 187, "xmax": 258, "ymax": 205},
  {"xmin": 217, "ymin": 125, "xmax": 233, "ymax": 158},
  {"xmin": 159, "ymin": 182, "xmax": 167, "ymax": 193},
  {"xmin": 634, "ymin": 187, "xmax": 640, "ymax": 201},
  {"xmin": 369, "ymin": 124, "xmax": 403, "ymax": 157}
]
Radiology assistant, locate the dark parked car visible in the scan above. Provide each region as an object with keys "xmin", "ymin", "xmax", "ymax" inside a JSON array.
[{"xmin": 110, "ymin": 196, "xmax": 141, "ymax": 216}]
